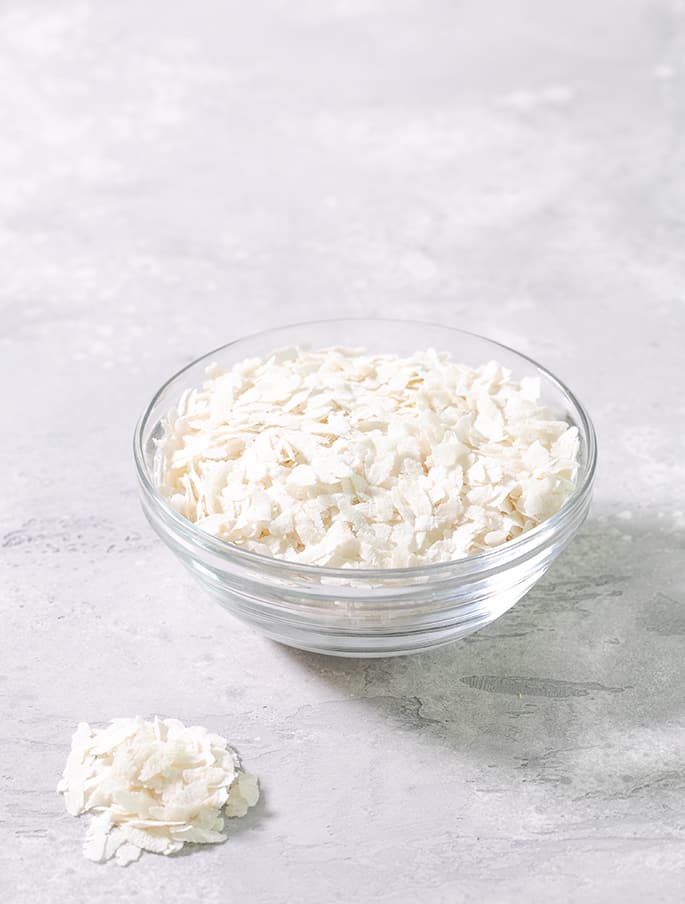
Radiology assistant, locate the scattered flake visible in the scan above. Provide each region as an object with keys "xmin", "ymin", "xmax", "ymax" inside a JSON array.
[
  {"xmin": 58, "ymin": 717, "xmax": 259, "ymax": 865},
  {"xmin": 156, "ymin": 347, "xmax": 581, "ymax": 567},
  {"xmin": 225, "ymin": 771, "xmax": 260, "ymax": 818},
  {"xmin": 115, "ymin": 843, "xmax": 143, "ymax": 867}
]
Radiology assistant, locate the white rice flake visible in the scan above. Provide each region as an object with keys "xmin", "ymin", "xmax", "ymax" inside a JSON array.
[
  {"xmin": 156, "ymin": 347, "xmax": 581, "ymax": 567},
  {"xmin": 58, "ymin": 717, "xmax": 259, "ymax": 865}
]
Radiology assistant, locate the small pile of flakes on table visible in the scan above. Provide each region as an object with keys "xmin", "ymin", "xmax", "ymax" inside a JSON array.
[{"xmin": 57, "ymin": 717, "xmax": 259, "ymax": 865}]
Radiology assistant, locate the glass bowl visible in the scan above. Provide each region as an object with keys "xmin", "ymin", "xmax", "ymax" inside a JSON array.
[{"xmin": 133, "ymin": 319, "xmax": 596, "ymax": 657}]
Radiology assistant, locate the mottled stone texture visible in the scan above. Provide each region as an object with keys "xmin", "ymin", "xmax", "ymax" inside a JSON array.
[{"xmin": 1, "ymin": 1, "xmax": 684, "ymax": 901}]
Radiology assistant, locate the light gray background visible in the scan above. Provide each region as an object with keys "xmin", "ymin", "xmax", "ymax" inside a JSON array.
[{"xmin": 1, "ymin": 1, "xmax": 684, "ymax": 901}]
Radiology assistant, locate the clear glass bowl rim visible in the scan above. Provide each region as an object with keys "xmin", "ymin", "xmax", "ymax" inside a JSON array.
[{"xmin": 133, "ymin": 318, "xmax": 597, "ymax": 581}]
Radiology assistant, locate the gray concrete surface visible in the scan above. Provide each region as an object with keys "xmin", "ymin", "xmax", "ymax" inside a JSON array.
[{"xmin": 1, "ymin": 1, "xmax": 684, "ymax": 901}]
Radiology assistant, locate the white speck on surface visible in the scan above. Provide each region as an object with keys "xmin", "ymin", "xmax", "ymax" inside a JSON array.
[
  {"xmin": 653, "ymin": 63, "xmax": 675, "ymax": 80},
  {"xmin": 497, "ymin": 85, "xmax": 575, "ymax": 112}
]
